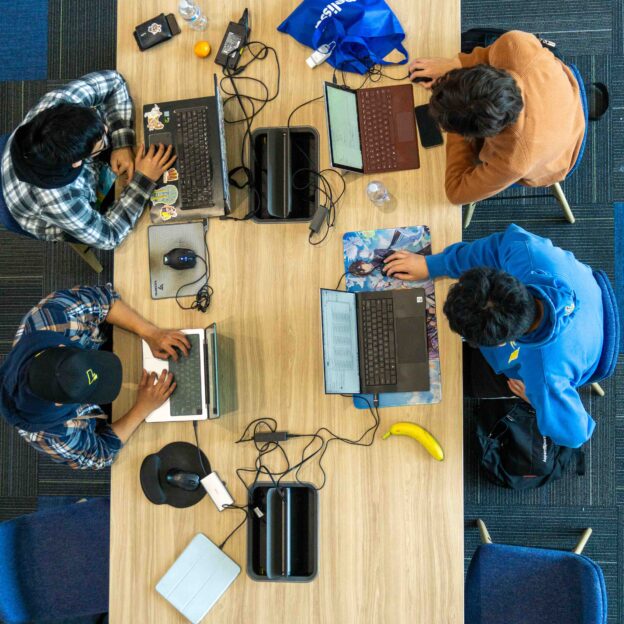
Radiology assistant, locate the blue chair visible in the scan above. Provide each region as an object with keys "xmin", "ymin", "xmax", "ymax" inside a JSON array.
[
  {"xmin": 466, "ymin": 519, "xmax": 607, "ymax": 624},
  {"xmin": 587, "ymin": 270, "xmax": 620, "ymax": 396},
  {"xmin": 0, "ymin": 133, "xmax": 103, "ymax": 272},
  {"xmin": 0, "ymin": 498, "xmax": 110, "ymax": 623},
  {"xmin": 464, "ymin": 63, "xmax": 589, "ymax": 228}
]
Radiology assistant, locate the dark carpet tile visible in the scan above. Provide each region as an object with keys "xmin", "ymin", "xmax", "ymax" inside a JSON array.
[
  {"xmin": 0, "ymin": 497, "xmax": 38, "ymax": 522},
  {"xmin": 0, "ymin": 80, "xmax": 50, "ymax": 133},
  {"xmin": 0, "ymin": 420, "xmax": 38, "ymax": 498},
  {"xmin": 37, "ymin": 454, "xmax": 110, "ymax": 496},
  {"xmin": 461, "ymin": 1, "xmax": 620, "ymax": 55},
  {"xmin": 43, "ymin": 242, "xmax": 113, "ymax": 294},
  {"xmin": 464, "ymin": 203, "xmax": 615, "ymax": 275},
  {"xmin": 610, "ymin": 57, "xmax": 624, "ymax": 200},
  {"xmin": 615, "ymin": 356, "xmax": 624, "ymax": 506},
  {"xmin": 464, "ymin": 505, "xmax": 620, "ymax": 622},
  {"xmin": 48, "ymin": 0, "xmax": 117, "ymax": 80},
  {"xmin": 0, "ymin": 273, "xmax": 43, "ymax": 355}
]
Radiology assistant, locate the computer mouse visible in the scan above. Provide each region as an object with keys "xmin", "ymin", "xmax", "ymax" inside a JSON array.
[
  {"xmin": 410, "ymin": 69, "xmax": 432, "ymax": 84},
  {"xmin": 165, "ymin": 469, "xmax": 201, "ymax": 492},
  {"xmin": 163, "ymin": 248, "xmax": 197, "ymax": 270}
]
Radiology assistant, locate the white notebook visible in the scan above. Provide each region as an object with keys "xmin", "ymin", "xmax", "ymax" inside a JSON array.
[{"xmin": 156, "ymin": 534, "xmax": 240, "ymax": 623}]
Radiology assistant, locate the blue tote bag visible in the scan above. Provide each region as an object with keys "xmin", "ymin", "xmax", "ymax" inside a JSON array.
[{"xmin": 278, "ymin": 0, "xmax": 408, "ymax": 74}]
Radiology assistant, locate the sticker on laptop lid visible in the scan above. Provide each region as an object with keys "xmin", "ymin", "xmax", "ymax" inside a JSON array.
[
  {"xmin": 151, "ymin": 184, "xmax": 178, "ymax": 206},
  {"xmin": 147, "ymin": 22, "xmax": 162, "ymax": 36}
]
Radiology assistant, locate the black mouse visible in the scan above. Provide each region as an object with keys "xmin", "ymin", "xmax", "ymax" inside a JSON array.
[
  {"xmin": 410, "ymin": 68, "xmax": 432, "ymax": 84},
  {"xmin": 165, "ymin": 469, "xmax": 201, "ymax": 491},
  {"xmin": 163, "ymin": 248, "xmax": 197, "ymax": 270}
]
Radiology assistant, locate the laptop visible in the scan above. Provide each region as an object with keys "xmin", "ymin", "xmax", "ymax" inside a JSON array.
[
  {"xmin": 143, "ymin": 74, "xmax": 231, "ymax": 221},
  {"xmin": 324, "ymin": 81, "xmax": 420, "ymax": 174},
  {"xmin": 156, "ymin": 533, "xmax": 240, "ymax": 624},
  {"xmin": 320, "ymin": 289, "xmax": 429, "ymax": 394},
  {"xmin": 142, "ymin": 325, "xmax": 220, "ymax": 422}
]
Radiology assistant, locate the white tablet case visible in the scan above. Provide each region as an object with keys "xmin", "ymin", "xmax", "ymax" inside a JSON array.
[{"xmin": 156, "ymin": 533, "xmax": 240, "ymax": 623}]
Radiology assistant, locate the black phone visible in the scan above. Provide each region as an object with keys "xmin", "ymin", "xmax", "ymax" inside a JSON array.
[{"xmin": 414, "ymin": 104, "xmax": 444, "ymax": 149}]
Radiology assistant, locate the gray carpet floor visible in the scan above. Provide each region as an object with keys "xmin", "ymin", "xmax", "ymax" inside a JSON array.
[{"xmin": 0, "ymin": 0, "xmax": 622, "ymax": 621}]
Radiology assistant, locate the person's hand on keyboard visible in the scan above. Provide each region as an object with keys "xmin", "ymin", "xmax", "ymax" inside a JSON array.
[
  {"xmin": 135, "ymin": 369, "xmax": 177, "ymax": 416},
  {"xmin": 145, "ymin": 328, "xmax": 191, "ymax": 361},
  {"xmin": 135, "ymin": 142, "xmax": 177, "ymax": 182},
  {"xmin": 383, "ymin": 251, "xmax": 429, "ymax": 281},
  {"xmin": 408, "ymin": 57, "xmax": 462, "ymax": 88}
]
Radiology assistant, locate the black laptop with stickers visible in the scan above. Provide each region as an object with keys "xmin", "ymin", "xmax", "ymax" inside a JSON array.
[{"xmin": 143, "ymin": 74, "xmax": 231, "ymax": 223}]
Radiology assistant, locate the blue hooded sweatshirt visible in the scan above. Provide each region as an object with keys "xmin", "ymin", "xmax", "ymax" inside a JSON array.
[{"xmin": 425, "ymin": 224, "xmax": 603, "ymax": 448}]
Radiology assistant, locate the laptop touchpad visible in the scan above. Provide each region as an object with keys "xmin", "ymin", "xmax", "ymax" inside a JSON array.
[
  {"xmin": 396, "ymin": 317, "xmax": 426, "ymax": 363},
  {"xmin": 396, "ymin": 111, "xmax": 416, "ymax": 142}
]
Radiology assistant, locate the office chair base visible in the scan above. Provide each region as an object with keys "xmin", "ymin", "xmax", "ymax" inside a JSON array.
[{"xmin": 69, "ymin": 243, "xmax": 103, "ymax": 273}]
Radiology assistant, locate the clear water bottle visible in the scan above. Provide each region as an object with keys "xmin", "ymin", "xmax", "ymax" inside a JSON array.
[
  {"xmin": 178, "ymin": 0, "xmax": 208, "ymax": 31},
  {"xmin": 367, "ymin": 180, "xmax": 390, "ymax": 207}
]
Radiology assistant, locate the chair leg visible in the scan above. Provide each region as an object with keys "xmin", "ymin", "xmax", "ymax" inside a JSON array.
[
  {"xmin": 573, "ymin": 528, "xmax": 593, "ymax": 554},
  {"xmin": 476, "ymin": 518, "xmax": 493, "ymax": 544},
  {"xmin": 591, "ymin": 382, "xmax": 605, "ymax": 397},
  {"xmin": 69, "ymin": 243, "xmax": 103, "ymax": 273},
  {"xmin": 463, "ymin": 202, "xmax": 477, "ymax": 229},
  {"xmin": 550, "ymin": 183, "xmax": 576, "ymax": 224}
]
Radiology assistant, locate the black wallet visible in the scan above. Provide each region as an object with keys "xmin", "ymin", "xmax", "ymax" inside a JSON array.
[{"xmin": 134, "ymin": 13, "xmax": 181, "ymax": 52}]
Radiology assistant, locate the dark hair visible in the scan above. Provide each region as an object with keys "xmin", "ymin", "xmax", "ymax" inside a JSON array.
[
  {"xmin": 348, "ymin": 260, "xmax": 377, "ymax": 276},
  {"xmin": 15, "ymin": 103, "xmax": 106, "ymax": 166},
  {"xmin": 429, "ymin": 65, "xmax": 523, "ymax": 138},
  {"xmin": 443, "ymin": 267, "xmax": 536, "ymax": 346}
]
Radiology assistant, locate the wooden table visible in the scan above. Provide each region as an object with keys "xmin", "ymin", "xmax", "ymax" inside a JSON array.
[{"xmin": 111, "ymin": 1, "xmax": 463, "ymax": 622}]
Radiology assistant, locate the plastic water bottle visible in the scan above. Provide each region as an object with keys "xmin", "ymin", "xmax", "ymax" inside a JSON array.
[
  {"xmin": 178, "ymin": 0, "xmax": 208, "ymax": 31},
  {"xmin": 367, "ymin": 181, "xmax": 390, "ymax": 207}
]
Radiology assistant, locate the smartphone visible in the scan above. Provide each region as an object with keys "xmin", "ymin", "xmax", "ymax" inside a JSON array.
[{"xmin": 414, "ymin": 104, "xmax": 444, "ymax": 149}]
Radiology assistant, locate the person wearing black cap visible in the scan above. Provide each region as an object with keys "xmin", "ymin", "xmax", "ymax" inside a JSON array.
[{"xmin": 0, "ymin": 285, "xmax": 190, "ymax": 469}]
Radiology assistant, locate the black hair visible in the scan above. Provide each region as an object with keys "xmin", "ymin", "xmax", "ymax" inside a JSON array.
[
  {"xmin": 429, "ymin": 65, "xmax": 523, "ymax": 138},
  {"xmin": 14, "ymin": 103, "xmax": 106, "ymax": 166},
  {"xmin": 348, "ymin": 260, "xmax": 378, "ymax": 276},
  {"xmin": 443, "ymin": 267, "xmax": 537, "ymax": 346}
]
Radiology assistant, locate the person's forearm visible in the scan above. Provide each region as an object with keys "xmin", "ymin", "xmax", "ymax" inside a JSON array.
[
  {"xmin": 107, "ymin": 299, "xmax": 158, "ymax": 340},
  {"xmin": 110, "ymin": 404, "xmax": 149, "ymax": 443}
]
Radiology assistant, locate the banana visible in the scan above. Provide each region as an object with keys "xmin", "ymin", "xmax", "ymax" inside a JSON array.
[{"xmin": 382, "ymin": 422, "xmax": 444, "ymax": 461}]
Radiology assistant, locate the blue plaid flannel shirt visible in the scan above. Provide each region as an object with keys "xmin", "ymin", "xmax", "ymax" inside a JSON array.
[
  {"xmin": 13, "ymin": 286, "xmax": 124, "ymax": 470},
  {"xmin": 0, "ymin": 71, "xmax": 156, "ymax": 249}
]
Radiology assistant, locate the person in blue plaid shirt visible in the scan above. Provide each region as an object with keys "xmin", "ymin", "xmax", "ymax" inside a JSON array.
[
  {"xmin": 1, "ymin": 71, "xmax": 175, "ymax": 248},
  {"xmin": 0, "ymin": 285, "xmax": 191, "ymax": 469}
]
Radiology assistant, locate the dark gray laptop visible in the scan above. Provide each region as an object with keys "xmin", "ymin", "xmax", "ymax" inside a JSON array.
[{"xmin": 320, "ymin": 288, "xmax": 429, "ymax": 395}]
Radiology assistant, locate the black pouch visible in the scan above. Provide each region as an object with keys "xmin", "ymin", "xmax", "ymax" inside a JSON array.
[
  {"xmin": 477, "ymin": 402, "xmax": 584, "ymax": 490},
  {"xmin": 134, "ymin": 13, "xmax": 181, "ymax": 52}
]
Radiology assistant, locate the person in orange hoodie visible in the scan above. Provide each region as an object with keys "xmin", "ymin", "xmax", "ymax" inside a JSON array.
[{"xmin": 409, "ymin": 31, "xmax": 585, "ymax": 205}]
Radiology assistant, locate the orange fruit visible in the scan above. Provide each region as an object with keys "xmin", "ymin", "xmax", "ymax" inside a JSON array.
[{"xmin": 194, "ymin": 41, "xmax": 211, "ymax": 59}]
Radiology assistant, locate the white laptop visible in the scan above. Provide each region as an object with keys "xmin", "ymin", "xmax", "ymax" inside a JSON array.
[
  {"xmin": 142, "ymin": 325, "xmax": 220, "ymax": 423},
  {"xmin": 156, "ymin": 533, "xmax": 240, "ymax": 624}
]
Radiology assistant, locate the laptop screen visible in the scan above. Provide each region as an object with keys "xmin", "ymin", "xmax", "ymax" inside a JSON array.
[
  {"xmin": 324, "ymin": 83, "xmax": 363, "ymax": 171},
  {"xmin": 320, "ymin": 289, "xmax": 360, "ymax": 394},
  {"xmin": 214, "ymin": 74, "xmax": 230, "ymax": 212}
]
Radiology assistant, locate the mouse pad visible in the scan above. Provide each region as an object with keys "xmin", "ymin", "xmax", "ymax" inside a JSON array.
[
  {"xmin": 343, "ymin": 225, "xmax": 442, "ymax": 407},
  {"xmin": 148, "ymin": 221, "xmax": 207, "ymax": 300}
]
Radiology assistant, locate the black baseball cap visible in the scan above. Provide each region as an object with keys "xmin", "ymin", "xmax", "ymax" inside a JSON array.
[{"xmin": 27, "ymin": 347, "xmax": 122, "ymax": 405}]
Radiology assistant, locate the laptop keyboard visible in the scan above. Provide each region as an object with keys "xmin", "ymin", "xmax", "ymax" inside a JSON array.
[
  {"xmin": 359, "ymin": 88, "xmax": 399, "ymax": 172},
  {"xmin": 168, "ymin": 334, "xmax": 203, "ymax": 416},
  {"xmin": 360, "ymin": 298, "xmax": 398, "ymax": 387},
  {"xmin": 175, "ymin": 107, "xmax": 215, "ymax": 210}
]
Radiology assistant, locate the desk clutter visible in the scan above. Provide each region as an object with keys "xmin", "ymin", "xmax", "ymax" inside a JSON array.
[{"xmin": 124, "ymin": 2, "xmax": 448, "ymax": 621}]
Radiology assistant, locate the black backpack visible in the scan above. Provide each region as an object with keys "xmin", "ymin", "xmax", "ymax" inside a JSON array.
[
  {"xmin": 476, "ymin": 402, "xmax": 584, "ymax": 490},
  {"xmin": 461, "ymin": 28, "xmax": 560, "ymax": 58}
]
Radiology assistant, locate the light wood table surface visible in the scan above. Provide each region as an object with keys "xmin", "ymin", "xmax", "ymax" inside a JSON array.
[{"xmin": 111, "ymin": 1, "xmax": 463, "ymax": 622}]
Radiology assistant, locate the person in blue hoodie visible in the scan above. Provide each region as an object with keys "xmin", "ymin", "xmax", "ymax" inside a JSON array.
[{"xmin": 383, "ymin": 224, "xmax": 603, "ymax": 448}]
